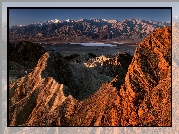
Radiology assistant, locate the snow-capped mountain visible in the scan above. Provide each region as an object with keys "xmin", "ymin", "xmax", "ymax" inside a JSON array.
[{"xmin": 9, "ymin": 18, "xmax": 171, "ymax": 42}]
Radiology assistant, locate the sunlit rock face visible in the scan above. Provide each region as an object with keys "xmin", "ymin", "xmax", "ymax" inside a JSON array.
[
  {"xmin": 9, "ymin": 27, "xmax": 171, "ymax": 126},
  {"xmin": 60, "ymin": 27, "xmax": 171, "ymax": 126}
]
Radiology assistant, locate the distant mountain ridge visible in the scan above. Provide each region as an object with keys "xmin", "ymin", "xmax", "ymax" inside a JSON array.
[{"xmin": 9, "ymin": 18, "xmax": 170, "ymax": 42}]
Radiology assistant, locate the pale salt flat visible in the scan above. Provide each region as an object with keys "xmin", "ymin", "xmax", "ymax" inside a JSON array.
[{"xmin": 70, "ymin": 43, "xmax": 117, "ymax": 47}]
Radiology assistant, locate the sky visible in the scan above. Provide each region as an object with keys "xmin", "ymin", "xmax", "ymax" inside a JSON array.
[
  {"xmin": 2, "ymin": 2, "xmax": 179, "ymax": 26},
  {"xmin": 8, "ymin": 8, "xmax": 171, "ymax": 26}
]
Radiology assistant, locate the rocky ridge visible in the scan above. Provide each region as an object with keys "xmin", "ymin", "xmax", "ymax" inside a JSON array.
[
  {"xmin": 8, "ymin": 27, "xmax": 171, "ymax": 126},
  {"xmin": 62, "ymin": 27, "xmax": 171, "ymax": 126},
  {"xmin": 119, "ymin": 27, "xmax": 171, "ymax": 126}
]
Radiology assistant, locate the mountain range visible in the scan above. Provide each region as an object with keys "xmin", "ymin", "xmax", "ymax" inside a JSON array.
[{"xmin": 9, "ymin": 18, "xmax": 171, "ymax": 42}]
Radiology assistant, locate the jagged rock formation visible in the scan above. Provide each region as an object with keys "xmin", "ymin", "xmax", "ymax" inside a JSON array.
[
  {"xmin": 83, "ymin": 53, "xmax": 133, "ymax": 90},
  {"xmin": 8, "ymin": 51, "xmax": 131, "ymax": 126},
  {"xmin": 8, "ymin": 27, "xmax": 171, "ymax": 126},
  {"xmin": 119, "ymin": 27, "xmax": 171, "ymax": 126},
  {"xmin": 9, "ymin": 52, "xmax": 72, "ymax": 126},
  {"xmin": 68, "ymin": 62, "xmax": 113, "ymax": 100},
  {"xmin": 8, "ymin": 51, "xmax": 113, "ymax": 126},
  {"xmin": 65, "ymin": 27, "xmax": 171, "ymax": 126}
]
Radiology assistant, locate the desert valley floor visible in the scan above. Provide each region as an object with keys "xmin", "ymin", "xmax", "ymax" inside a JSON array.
[{"xmin": 41, "ymin": 43, "xmax": 137, "ymax": 57}]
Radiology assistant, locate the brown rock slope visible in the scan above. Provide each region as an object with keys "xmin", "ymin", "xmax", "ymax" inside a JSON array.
[
  {"xmin": 119, "ymin": 27, "xmax": 171, "ymax": 126},
  {"xmin": 9, "ymin": 52, "xmax": 75, "ymax": 126},
  {"xmin": 8, "ymin": 27, "xmax": 171, "ymax": 126},
  {"xmin": 64, "ymin": 27, "xmax": 171, "ymax": 126},
  {"xmin": 9, "ymin": 52, "xmax": 51, "ymax": 126}
]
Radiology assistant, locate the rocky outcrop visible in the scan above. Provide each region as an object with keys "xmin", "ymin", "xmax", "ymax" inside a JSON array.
[
  {"xmin": 118, "ymin": 27, "xmax": 171, "ymax": 126},
  {"xmin": 65, "ymin": 27, "xmax": 171, "ymax": 126},
  {"xmin": 68, "ymin": 62, "xmax": 113, "ymax": 100},
  {"xmin": 9, "ymin": 52, "xmax": 72, "ymax": 126},
  {"xmin": 83, "ymin": 53, "xmax": 133, "ymax": 90},
  {"xmin": 8, "ymin": 27, "xmax": 171, "ymax": 126}
]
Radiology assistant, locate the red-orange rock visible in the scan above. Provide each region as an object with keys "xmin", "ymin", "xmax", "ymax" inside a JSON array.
[{"xmin": 8, "ymin": 27, "xmax": 171, "ymax": 126}]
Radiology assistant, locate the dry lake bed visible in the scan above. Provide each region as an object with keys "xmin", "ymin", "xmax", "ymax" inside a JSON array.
[{"xmin": 41, "ymin": 43, "xmax": 138, "ymax": 57}]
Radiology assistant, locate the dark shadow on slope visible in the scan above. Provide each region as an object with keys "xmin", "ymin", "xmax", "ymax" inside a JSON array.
[
  {"xmin": 101, "ymin": 52, "xmax": 133, "ymax": 90},
  {"xmin": 9, "ymin": 41, "xmax": 133, "ymax": 101},
  {"xmin": 8, "ymin": 41, "xmax": 47, "ymax": 79},
  {"xmin": 9, "ymin": 41, "xmax": 46, "ymax": 68},
  {"xmin": 40, "ymin": 51, "xmax": 133, "ymax": 101}
]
